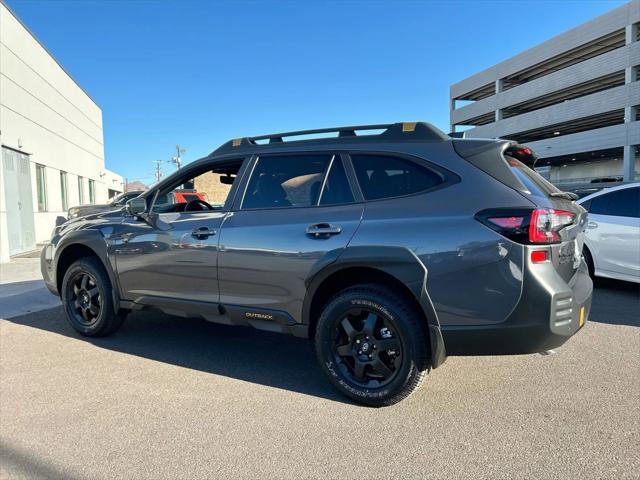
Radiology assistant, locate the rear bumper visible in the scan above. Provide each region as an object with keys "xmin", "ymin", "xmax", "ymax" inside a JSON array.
[{"xmin": 442, "ymin": 254, "xmax": 593, "ymax": 355}]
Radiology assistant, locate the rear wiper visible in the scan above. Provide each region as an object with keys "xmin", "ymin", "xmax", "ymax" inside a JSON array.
[{"xmin": 549, "ymin": 191, "xmax": 578, "ymax": 201}]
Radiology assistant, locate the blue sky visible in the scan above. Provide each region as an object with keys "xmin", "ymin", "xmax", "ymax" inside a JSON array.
[{"xmin": 7, "ymin": 0, "xmax": 627, "ymax": 184}]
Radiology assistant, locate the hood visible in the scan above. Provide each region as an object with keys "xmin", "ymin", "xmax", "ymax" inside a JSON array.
[{"xmin": 68, "ymin": 203, "xmax": 123, "ymax": 219}]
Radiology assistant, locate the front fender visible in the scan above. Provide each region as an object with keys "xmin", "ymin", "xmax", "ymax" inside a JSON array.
[{"xmin": 53, "ymin": 228, "xmax": 122, "ymax": 310}]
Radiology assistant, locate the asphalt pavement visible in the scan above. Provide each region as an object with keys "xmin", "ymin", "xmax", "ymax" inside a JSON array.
[{"xmin": 0, "ymin": 269, "xmax": 638, "ymax": 479}]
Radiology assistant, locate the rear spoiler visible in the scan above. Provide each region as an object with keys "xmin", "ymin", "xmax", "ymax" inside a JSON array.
[{"xmin": 452, "ymin": 139, "xmax": 538, "ymax": 193}]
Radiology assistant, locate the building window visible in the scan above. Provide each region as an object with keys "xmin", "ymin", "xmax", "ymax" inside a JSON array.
[
  {"xmin": 78, "ymin": 176, "xmax": 84, "ymax": 204},
  {"xmin": 88, "ymin": 179, "xmax": 95, "ymax": 204},
  {"xmin": 60, "ymin": 171, "xmax": 68, "ymax": 211},
  {"xmin": 36, "ymin": 164, "xmax": 47, "ymax": 211}
]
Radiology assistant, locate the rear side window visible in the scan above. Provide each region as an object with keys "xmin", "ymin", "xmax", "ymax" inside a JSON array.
[
  {"xmin": 351, "ymin": 154, "xmax": 443, "ymax": 201},
  {"xmin": 242, "ymin": 154, "xmax": 332, "ymax": 209},
  {"xmin": 589, "ymin": 187, "xmax": 640, "ymax": 218}
]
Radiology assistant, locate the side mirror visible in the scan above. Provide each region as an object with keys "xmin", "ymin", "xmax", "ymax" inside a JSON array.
[{"xmin": 126, "ymin": 197, "xmax": 147, "ymax": 216}]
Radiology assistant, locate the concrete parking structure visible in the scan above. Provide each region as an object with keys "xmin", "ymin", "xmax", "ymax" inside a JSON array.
[{"xmin": 450, "ymin": 0, "xmax": 640, "ymax": 187}]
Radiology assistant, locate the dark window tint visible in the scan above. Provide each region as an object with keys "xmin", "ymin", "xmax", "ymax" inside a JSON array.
[
  {"xmin": 242, "ymin": 154, "xmax": 332, "ymax": 209},
  {"xmin": 319, "ymin": 157, "xmax": 354, "ymax": 205},
  {"xmin": 351, "ymin": 154, "xmax": 443, "ymax": 201},
  {"xmin": 589, "ymin": 187, "xmax": 640, "ymax": 218},
  {"xmin": 506, "ymin": 156, "xmax": 560, "ymax": 198}
]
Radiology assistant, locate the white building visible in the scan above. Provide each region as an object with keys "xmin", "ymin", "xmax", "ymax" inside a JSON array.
[
  {"xmin": 450, "ymin": 0, "xmax": 639, "ymax": 187},
  {"xmin": 0, "ymin": 0, "xmax": 122, "ymax": 263}
]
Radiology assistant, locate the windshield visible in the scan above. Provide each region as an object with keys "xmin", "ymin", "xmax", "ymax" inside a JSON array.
[{"xmin": 109, "ymin": 191, "xmax": 138, "ymax": 205}]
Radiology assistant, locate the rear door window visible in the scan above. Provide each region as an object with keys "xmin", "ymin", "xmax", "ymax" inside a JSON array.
[
  {"xmin": 350, "ymin": 154, "xmax": 443, "ymax": 201},
  {"xmin": 242, "ymin": 154, "xmax": 332, "ymax": 209},
  {"xmin": 589, "ymin": 187, "xmax": 640, "ymax": 218}
]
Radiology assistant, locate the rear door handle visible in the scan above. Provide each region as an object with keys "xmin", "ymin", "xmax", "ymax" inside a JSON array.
[
  {"xmin": 191, "ymin": 227, "xmax": 216, "ymax": 239},
  {"xmin": 306, "ymin": 223, "xmax": 342, "ymax": 238}
]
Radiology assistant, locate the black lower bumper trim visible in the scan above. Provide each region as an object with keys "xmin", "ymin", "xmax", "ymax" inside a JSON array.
[{"xmin": 442, "ymin": 322, "xmax": 584, "ymax": 356}]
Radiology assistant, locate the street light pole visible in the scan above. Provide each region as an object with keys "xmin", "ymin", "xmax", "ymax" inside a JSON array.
[
  {"xmin": 173, "ymin": 145, "xmax": 185, "ymax": 169},
  {"xmin": 153, "ymin": 160, "xmax": 163, "ymax": 182}
]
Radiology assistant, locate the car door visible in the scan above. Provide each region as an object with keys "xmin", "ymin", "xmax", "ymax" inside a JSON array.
[
  {"xmin": 584, "ymin": 186, "xmax": 640, "ymax": 280},
  {"xmin": 114, "ymin": 158, "xmax": 246, "ymax": 305},
  {"xmin": 217, "ymin": 152, "xmax": 364, "ymax": 322}
]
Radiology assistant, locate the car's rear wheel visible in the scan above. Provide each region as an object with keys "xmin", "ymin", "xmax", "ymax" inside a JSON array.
[
  {"xmin": 314, "ymin": 284, "xmax": 429, "ymax": 407},
  {"xmin": 61, "ymin": 257, "xmax": 125, "ymax": 337}
]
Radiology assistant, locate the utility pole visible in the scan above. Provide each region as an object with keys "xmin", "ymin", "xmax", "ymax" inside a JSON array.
[
  {"xmin": 153, "ymin": 160, "xmax": 163, "ymax": 182},
  {"xmin": 172, "ymin": 145, "xmax": 185, "ymax": 169}
]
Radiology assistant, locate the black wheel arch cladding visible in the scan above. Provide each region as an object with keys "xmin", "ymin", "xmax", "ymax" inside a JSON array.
[
  {"xmin": 55, "ymin": 229, "xmax": 121, "ymax": 310},
  {"xmin": 304, "ymin": 245, "xmax": 447, "ymax": 368}
]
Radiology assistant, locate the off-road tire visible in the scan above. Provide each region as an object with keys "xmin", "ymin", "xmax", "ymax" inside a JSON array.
[
  {"xmin": 61, "ymin": 257, "xmax": 125, "ymax": 337},
  {"xmin": 315, "ymin": 284, "xmax": 429, "ymax": 407}
]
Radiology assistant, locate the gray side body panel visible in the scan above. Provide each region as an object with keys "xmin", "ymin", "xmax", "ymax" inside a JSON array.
[
  {"xmin": 217, "ymin": 203, "xmax": 364, "ymax": 320},
  {"xmin": 346, "ymin": 141, "xmax": 532, "ymax": 327},
  {"xmin": 114, "ymin": 211, "xmax": 226, "ymax": 303}
]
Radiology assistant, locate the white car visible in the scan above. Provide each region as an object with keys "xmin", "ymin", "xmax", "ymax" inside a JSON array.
[{"xmin": 577, "ymin": 182, "xmax": 640, "ymax": 283}]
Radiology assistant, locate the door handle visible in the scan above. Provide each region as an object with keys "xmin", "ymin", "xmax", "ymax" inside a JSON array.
[
  {"xmin": 306, "ymin": 223, "xmax": 342, "ymax": 238},
  {"xmin": 587, "ymin": 221, "xmax": 598, "ymax": 230},
  {"xmin": 191, "ymin": 227, "xmax": 216, "ymax": 239}
]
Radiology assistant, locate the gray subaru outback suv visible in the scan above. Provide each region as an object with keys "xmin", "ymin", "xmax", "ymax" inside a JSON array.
[{"xmin": 41, "ymin": 122, "xmax": 592, "ymax": 406}]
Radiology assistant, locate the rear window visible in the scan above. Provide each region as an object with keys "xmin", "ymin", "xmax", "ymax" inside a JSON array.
[
  {"xmin": 506, "ymin": 156, "xmax": 561, "ymax": 198},
  {"xmin": 351, "ymin": 154, "xmax": 443, "ymax": 201}
]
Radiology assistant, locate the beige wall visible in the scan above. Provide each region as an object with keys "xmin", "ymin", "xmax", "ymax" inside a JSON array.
[
  {"xmin": 193, "ymin": 172, "xmax": 232, "ymax": 206},
  {"xmin": 0, "ymin": 2, "xmax": 122, "ymax": 261}
]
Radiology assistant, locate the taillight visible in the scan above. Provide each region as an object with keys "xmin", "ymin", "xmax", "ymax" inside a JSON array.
[
  {"xmin": 476, "ymin": 208, "xmax": 575, "ymax": 244},
  {"xmin": 529, "ymin": 208, "xmax": 575, "ymax": 243}
]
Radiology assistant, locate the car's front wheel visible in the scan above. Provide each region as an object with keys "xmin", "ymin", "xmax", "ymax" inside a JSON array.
[
  {"xmin": 314, "ymin": 284, "xmax": 429, "ymax": 407},
  {"xmin": 61, "ymin": 257, "xmax": 125, "ymax": 337}
]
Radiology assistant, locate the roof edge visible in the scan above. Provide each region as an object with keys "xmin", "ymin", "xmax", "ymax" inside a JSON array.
[{"xmin": 0, "ymin": 0, "xmax": 101, "ymax": 110}]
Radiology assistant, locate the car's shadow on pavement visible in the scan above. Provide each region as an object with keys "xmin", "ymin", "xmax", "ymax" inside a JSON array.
[
  {"xmin": 589, "ymin": 278, "xmax": 640, "ymax": 327},
  {"xmin": 5, "ymin": 306, "xmax": 354, "ymax": 404}
]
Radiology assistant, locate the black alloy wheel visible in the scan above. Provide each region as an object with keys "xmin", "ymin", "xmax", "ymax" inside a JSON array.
[
  {"xmin": 315, "ymin": 284, "xmax": 430, "ymax": 407},
  {"xmin": 68, "ymin": 271, "xmax": 102, "ymax": 326},
  {"xmin": 61, "ymin": 257, "xmax": 125, "ymax": 337},
  {"xmin": 333, "ymin": 308, "xmax": 402, "ymax": 388}
]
